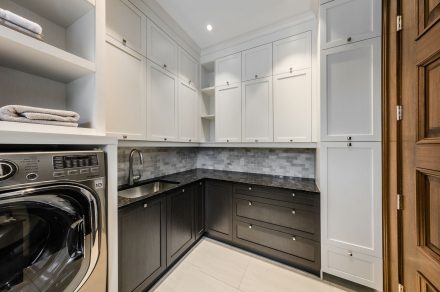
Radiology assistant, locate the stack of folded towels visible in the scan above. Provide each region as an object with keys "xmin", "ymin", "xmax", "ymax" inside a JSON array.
[
  {"xmin": 0, "ymin": 105, "xmax": 80, "ymax": 127},
  {"xmin": 0, "ymin": 8, "xmax": 43, "ymax": 39}
]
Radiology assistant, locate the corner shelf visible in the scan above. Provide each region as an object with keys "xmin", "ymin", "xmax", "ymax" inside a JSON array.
[
  {"xmin": 201, "ymin": 115, "xmax": 215, "ymax": 120},
  {"xmin": 201, "ymin": 86, "xmax": 215, "ymax": 97},
  {"xmin": 0, "ymin": 25, "xmax": 96, "ymax": 82}
]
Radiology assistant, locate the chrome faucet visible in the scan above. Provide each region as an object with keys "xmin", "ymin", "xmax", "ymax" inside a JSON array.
[{"xmin": 128, "ymin": 149, "xmax": 144, "ymax": 186}]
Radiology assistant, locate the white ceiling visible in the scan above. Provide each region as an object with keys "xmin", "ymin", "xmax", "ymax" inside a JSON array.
[{"xmin": 155, "ymin": 0, "xmax": 315, "ymax": 49}]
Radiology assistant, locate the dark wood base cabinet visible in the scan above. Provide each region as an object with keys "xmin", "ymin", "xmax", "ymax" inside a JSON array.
[{"xmin": 205, "ymin": 180, "xmax": 233, "ymax": 241}]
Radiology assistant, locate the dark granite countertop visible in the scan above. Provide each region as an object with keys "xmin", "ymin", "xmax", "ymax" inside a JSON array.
[{"xmin": 118, "ymin": 168, "xmax": 320, "ymax": 208}]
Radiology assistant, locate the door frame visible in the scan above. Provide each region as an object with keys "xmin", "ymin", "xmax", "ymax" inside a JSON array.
[{"xmin": 382, "ymin": 0, "xmax": 402, "ymax": 291}]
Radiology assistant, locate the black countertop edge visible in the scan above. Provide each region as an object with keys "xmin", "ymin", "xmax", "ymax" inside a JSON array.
[{"xmin": 118, "ymin": 168, "xmax": 320, "ymax": 209}]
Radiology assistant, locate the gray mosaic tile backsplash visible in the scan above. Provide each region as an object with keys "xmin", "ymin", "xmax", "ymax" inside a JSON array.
[{"xmin": 118, "ymin": 147, "xmax": 315, "ymax": 186}]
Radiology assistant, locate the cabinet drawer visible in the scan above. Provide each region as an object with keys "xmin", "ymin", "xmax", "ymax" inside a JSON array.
[
  {"xmin": 322, "ymin": 245, "xmax": 383, "ymax": 291},
  {"xmin": 234, "ymin": 196, "xmax": 319, "ymax": 238},
  {"xmin": 234, "ymin": 220, "xmax": 320, "ymax": 274},
  {"xmin": 234, "ymin": 183, "xmax": 319, "ymax": 207}
]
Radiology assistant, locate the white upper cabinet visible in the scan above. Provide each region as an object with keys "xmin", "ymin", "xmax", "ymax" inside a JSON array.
[
  {"xmin": 147, "ymin": 19, "xmax": 178, "ymax": 76},
  {"xmin": 178, "ymin": 48, "xmax": 199, "ymax": 89},
  {"xmin": 215, "ymin": 53, "xmax": 242, "ymax": 87},
  {"xmin": 321, "ymin": 37, "xmax": 381, "ymax": 142},
  {"xmin": 178, "ymin": 81, "xmax": 199, "ymax": 142},
  {"xmin": 215, "ymin": 84, "xmax": 242, "ymax": 142},
  {"xmin": 273, "ymin": 32, "xmax": 311, "ymax": 76},
  {"xmin": 273, "ymin": 69, "xmax": 312, "ymax": 142},
  {"xmin": 105, "ymin": 39, "xmax": 146, "ymax": 140},
  {"xmin": 147, "ymin": 60, "xmax": 178, "ymax": 141},
  {"xmin": 320, "ymin": 142, "xmax": 382, "ymax": 258},
  {"xmin": 242, "ymin": 44, "xmax": 273, "ymax": 81},
  {"xmin": 242, "ymin": 77, "xmax": 273, "ymax": 142},
  {"xmin": 320, "ymin": 0, "xmax": 382, "ymax": 50},
  {"xmin": 106, "ymin": 0, "xmax": 146, "ymax": 56}
]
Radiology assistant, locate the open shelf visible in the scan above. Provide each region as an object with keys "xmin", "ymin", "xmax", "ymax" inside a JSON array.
[
  {"xmin": 201, "ymin": 86, "xmax": 215, "ymax": 97},
  {"xmin": 201, "ymin": 115, "xmax": 215, "ymax": 120},
  {"xmin": 13, "ymin": 0, "xmax": 95, "ymax": 27},
  {"xmin": 0, "ymin": 120, "xmax": 98, "ymax": 136},
  {"xmin": 0, "ymin": 26, "xmax": 95, "ymax": 82}
]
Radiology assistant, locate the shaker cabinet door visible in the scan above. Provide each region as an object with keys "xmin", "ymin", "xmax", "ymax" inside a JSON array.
[
  {"xmin": 242, "ymin": 44, "xmax": 272, "ymax": 81},
  {"xmin": 273, "ymin": 32, "xmax": 311, "ymax": 76},
  {"xmin": 215, "ymin": 53, "xmax": 242, "ymax": 86},
  {"xmin": 215, "ymin": 84, "xmax": 242, "ymax": 143},
  {"xmin": 178, "ymin": 81, "xmax": 199, "ymax": 142},
  {"xmin": 147, "ymin": 20, "xmax": 178, "ymax": 76}
]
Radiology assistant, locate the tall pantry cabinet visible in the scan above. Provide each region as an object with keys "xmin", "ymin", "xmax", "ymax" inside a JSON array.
[{"xmin": 319, "ymin": 0, "xmax": 383, "ymax": 290}]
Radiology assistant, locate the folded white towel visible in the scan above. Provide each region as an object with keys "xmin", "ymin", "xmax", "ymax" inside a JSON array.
[
  {"xmin": 0, "ymin": 105, "xmax": 80, "ymax": 127},
  {"xmin": 0, "ymin": 8, "xmax": 42, "ymax": 35}
]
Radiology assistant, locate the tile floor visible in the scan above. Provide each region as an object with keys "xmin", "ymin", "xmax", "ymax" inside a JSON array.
[{"xmin": 151, "ymin": 238, "xmax": 348, "ymax": 292}]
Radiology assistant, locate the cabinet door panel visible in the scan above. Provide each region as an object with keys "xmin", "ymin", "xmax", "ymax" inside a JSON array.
[
  {"xmin": 205, "ymin": 180, "xmax": 233, "ymax": 242},
  {"xmin": 147, "ymin": 61, "xmax": 178, "ymax": 141},
  {"xmin": 215, "ymin": 53, "xmax": 242, "ymax": 86},
  {"xmin": 119, "ymin": 198, "xmax": 166, "ymax": 292},
  {"xmin": 215, "ymin": 84, "xmax": 242, "ymax": 142},
  {"xmin": 242, "ymin": 44, "xmax": 272, "ymax": 81},
  {"xmin": 106, "ymin": 0, "xmax": 146, "ymax": 55},
  {"xmin": 178, "ymin": 81, "xmax": 199, "ymax": 142},
  {"xmin": 321, "ymin": 38, "xmax": 381, "ymax": 142},
  {"xmin": 242, "ymin": 77, "xmax": 273, "ymax": 142},
  {"xmin": 320, "ymin": 0, "xmax": 381, "ymax": 49},
  {"xmin": 194, "ymin": 181, "xmax": 205, "ymax": 240},
  {"xmin": 273, "ymin": 32, "xmax": 311, "ymax": 75},
  {"xmin": 179, "ymin": 48, "xmax": 199, "ymax": 88},
  {"xmin": 167, "ymin": 187, "xmax": 194, "ymax": 265},
  {"xmin": 105, "ymin": 40, "xmax": 146, "ymax": 140},
  {"xmin": 321, "ymin": 142, "xmax": 382, "ymax": 257},
  {"xmin": 147, "ymin": 20, "xmax": 178, "ymax": 75},
  {"xmin": 273, "ymin": 69, "xmax": 312, "ymax": 142}
]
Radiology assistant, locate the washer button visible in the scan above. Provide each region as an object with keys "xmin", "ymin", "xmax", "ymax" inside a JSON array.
[
  {"xmin": 90, "ymin": 167, "xmax": 99, "ymax": 173},
  {"xmin": 53, "ymin": 171, "xmax": 65, "ymax": 178},
  {"xmin": 26, "ymin": 173, "xmax": 38, "ymax": 181},
  {"xmin": 80, "ymin": 168, "xmax": 89, "ymax": 174},
  {"xmin": 68, "ymin": 170, "xmax": 79, "ymax": 176}
]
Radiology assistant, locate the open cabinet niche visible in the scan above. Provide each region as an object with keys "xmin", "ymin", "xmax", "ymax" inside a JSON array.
[{"xmin": 200, "ymin": 61, "xmax": 215, "ymax": 142}]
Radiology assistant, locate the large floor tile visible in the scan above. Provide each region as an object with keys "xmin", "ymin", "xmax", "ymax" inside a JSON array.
[
  {"xmin": 239, "ymin": 258, "xmax": 346, "ymax": 292},
  {"xmin": 184, "ymin": 239, "xmax": 252, "ymax": 288},
  {"xmin": 152, "ymin": 261, "xmax": 238, "ymax": 292}
]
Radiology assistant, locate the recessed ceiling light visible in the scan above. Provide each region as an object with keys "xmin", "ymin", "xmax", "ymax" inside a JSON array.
[{"xmin": 206, "ymin": 24, "xmax": 213, "ymax": 31}]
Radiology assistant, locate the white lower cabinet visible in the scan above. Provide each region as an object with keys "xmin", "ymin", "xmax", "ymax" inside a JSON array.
[
  {"xmin": 242, "ymin": 77, "xmax": 273, "ymax": 142},
  {"xmin": 178, "ymin": 81, "xmax": 199, "ymax": 142},
  {"xmin": 105, "ymin": 39, "xmax": 146, "ymax": 140},
  {"xmin": 147, "ymin": 61, "xmax": 178, "ymax": 141},
  {"xmin": 273, "ymin": 69, "xmax": 312, "ymax": 142},
  {"xmin": 215, "ymin": 84, "xmax": 242, "ymax": 142},
  {"xmin": 320, "ymin": 141, "xmax": 382, "ymax": 290}
]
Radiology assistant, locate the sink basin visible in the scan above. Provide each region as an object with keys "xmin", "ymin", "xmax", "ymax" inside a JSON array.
[{"xmin": 119, "ymin": 180, "xmax": 179, "ymax": 199}]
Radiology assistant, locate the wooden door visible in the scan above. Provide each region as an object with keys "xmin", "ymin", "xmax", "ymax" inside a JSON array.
[
  {"xmin": 147, "ymin": 19, "xmax": 178, "ymax": 76},
  {"xmin": 242, "ymin": 77, "xmax": 273, "ymax": 143},
  {"xmin": 118, "ymin": 198, "xmax": 166, "ymax": 292},
  {"xmin": 205, "ymin": 180, "xmax": 233, "ymax": 242},
  {"xmin": 215, "ymin": 53, "xmax": 242, "ymax": 86},
  {"xmin": 242, "ymin": 44, "xmax": 273, "ymax": 81},
  {"xmin": 178, "ymin": 81, "xmax": 198, "ymax": 142},
  {"xmin": 398, "ymin": 0, "xmax": 440, "ymax": 290},
  {"xmin": 105, "ymin": 39, "xmax": 146, "ymax": 140},
  {"xmin": 147, "ymin": 60, "xmax": 178, "ymax": 142},
  {"xmin": 194, "ymin": 181, "xmax": 205, "ymax": 240},
  {"xmin": 273, "ymin": 68, "xmax": 312, "ymax": 142},
  {"xmin": 166, "ymin": 187, "xmax": 195, "ymax": 266},
  {"xmin": 273, "ymin": 32, "xmax": 311, "ymax": 76},
  {"xmin": 215, "ymin": 84, "xmax": 242, "ymax": 143},
  {"xmin": 178, "ymin": 48, "xmax": 199, "ymax": 89}
]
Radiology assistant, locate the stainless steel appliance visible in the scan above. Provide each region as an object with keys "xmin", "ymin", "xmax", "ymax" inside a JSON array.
[{"xmin": 0, "ymin": 151, "xmax": 107, "ymax": 291}]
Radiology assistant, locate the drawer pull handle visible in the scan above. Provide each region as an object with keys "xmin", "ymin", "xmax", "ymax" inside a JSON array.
[
  {"xmin": 249, "ymin": 225, "xmax": 252, "ymax": 229},
  {"xmin": 248, "ymin": 201, "xmax": 252, "ymax": 206},
  {"xmin": 292, "ymin": 193, "xmax": 295, "ymax": 197},
  {"xmin": 292, "ymin": 236, "xmax": 296, "ymax": 241},
  {"xmin": 291, "ymin": 210, "xmax": 296, "ymax": 215},
  {"xmin": 347, "ymin": 252, "xmax": 353, "ymax": 257},
  {"xmin": 144, "ymin": 203, "xmax": 148, "ymax": 208},
  {"xmin": 182, "ymin": 189, "xmax": 185, "ymax": 193},
  {"xmin": 248, "ymin": 187, "xmax": 252, "ymax": 191}
]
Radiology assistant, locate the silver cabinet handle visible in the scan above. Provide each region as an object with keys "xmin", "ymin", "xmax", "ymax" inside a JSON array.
[
  {"xmin": 292, "ymin": 193, "xmax": 296, "ymax": 197},
  {"xmin": 292, "ymin": 236, "xmax": 296, "ymax": 241},
  {"xmin": 347, "ymin": 37, "xmax": 352, "ymax": 42},
  {"xmin": 248, "ymin": 187, "xmax": 252, "ymax": 191},
  {"xmin": 182, "ymin": 189, "xmax": 185, "ymax": 193},
  {"xmin": 248, "ymin": 201, "xmax": 252, "ymax": 206},
  {"xmin": 123, "ymin": 135, "xmax": 128, "ymax": 139},
  {"xmin": 144, "ymin": 203, "xmax": 148, "ymax": 208},
  {"xmin": 292, "ymin": 210, "xmax": 296, "ymax": 215},
  {"xmin": 249, "ymin": 225, "xmax": 252, "ymax": 229}
]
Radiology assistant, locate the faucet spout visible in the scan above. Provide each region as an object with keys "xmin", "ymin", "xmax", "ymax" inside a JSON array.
[{"xmin": 128, "ymin": 149, "xmax": 143, "ymax": 186}]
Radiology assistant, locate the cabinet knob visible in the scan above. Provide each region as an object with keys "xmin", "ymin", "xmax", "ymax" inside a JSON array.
[
  {"xmin": 122, "ymin": 38, "xmax": 127, "ymax": 45},
  {"xmin": 292, "ymin": 236, "xmax": 296, "ymax": 241},
  {"xmin": 347, "ymin": 142, "xmax": 352, "ymax": 147},
  {"xmin": 292, "ymin": 193, "xmax": 296, "ymax": 197},
  {"xmin": 199, "ymin": 182, "xmax": 202, "ymax": 185},
  {"xmin": 163, "ymin": 64, "xmax": 167, "ymax": 68},
  {"xmin": 248, "ymin": 201, "xmax": 252, "ymax": 206},
  {"xmin": 164, "ymin": 138, "xmax": 167, "ymax": 141},
  {"xmin": 249, "ymin": 225, "xmax": 252, "ymax": 229},
  {"xmin": 144, "ymin": 203, "xmax": 148, "ymax": 208},
  {"xmin": 226, "ymin": 81, "xmax": 229, "ymax": 86},
  {"xmin": 226, "ymin": 139, "xmax": 230, "ymax": 143},
  {"xmin": 289, "ymin": 139, "xmax": 293, "ymax": 142},
  {"xmin": 290, "ymin": 67, "xmax": 293, "ymax": 73},
  {"xmin": 189, "ymin": 80, "xmax": 192, "ymax": 84},
  {"xmin": 347, "ymin": 37, "xmax": 352, "ymax": 42},
  {"xmin": 189, "ymin": 139, "xmax": 192, "ymax": 142},
  {"xmin": 182, "ymin": 188, "xmax": 185, "ymax": 193},
  {"xmin": 123, "ymin": 135, "xmax": 128, "ymax": 139},
  {"xmin": 255, "ymin": 139, "xmax": 258, "ymax": 142},
  {"xmin": 347, "ymin": 251, "xmax": 353, "ymax": 257},
  {"xmin": 292, "ymin": 210, "xmax": 296, "ymax": 215},
  {"xmin": 248, "ymin": 187, "xmax": 252, "ymax": 191},
  {"xmin": 255, "ymin": 74, "xmax": 258, "ymax": 79},
  {"xmin": 347, "ymin": 136, "xmax": 352, "ymax": 141}
]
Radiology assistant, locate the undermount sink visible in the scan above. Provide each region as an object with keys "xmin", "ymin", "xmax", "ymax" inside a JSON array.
[{"xmin": 118, "ymin": 180, "xmax": 180, "ymax": 199}]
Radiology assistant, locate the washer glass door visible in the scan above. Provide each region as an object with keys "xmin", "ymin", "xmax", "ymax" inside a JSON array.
[{"xmin": 0, "ymin": 184, "xmax": 99, "ymax": 291}]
